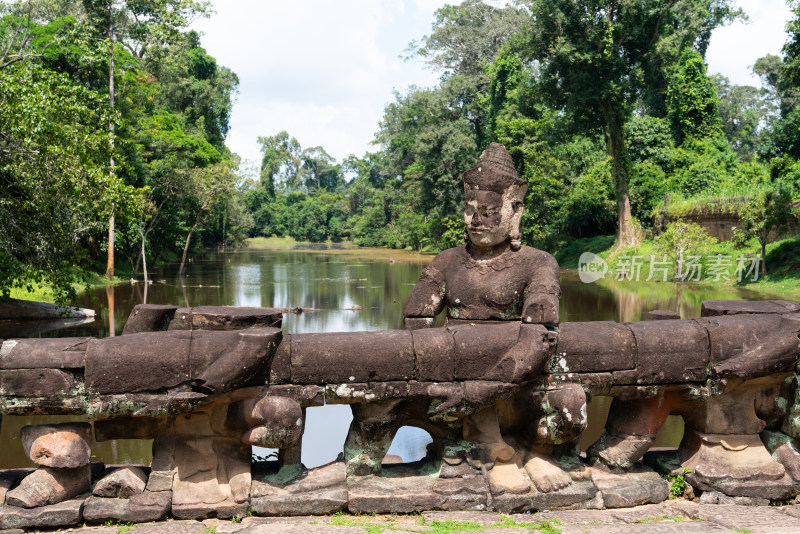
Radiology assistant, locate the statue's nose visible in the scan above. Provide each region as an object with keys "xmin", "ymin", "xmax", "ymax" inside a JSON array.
[{"xmin": 471, "ymin": 210, "xmax": 483, "ymax": 226}]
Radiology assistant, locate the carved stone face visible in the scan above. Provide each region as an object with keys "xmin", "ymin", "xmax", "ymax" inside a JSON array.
[{"xmin": 464, "ymin": 190, "xmax": 518, "ymax": 248}]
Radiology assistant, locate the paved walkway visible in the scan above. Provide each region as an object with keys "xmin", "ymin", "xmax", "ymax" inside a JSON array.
[{"xmin": 31, "ymin": 501, "xmax": 800, "ymax": 534}]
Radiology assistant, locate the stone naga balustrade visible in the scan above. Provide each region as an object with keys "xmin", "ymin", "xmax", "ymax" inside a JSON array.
[{"xmin": 0, "ymin": 300, "xmax": 799, "ymax": 528}]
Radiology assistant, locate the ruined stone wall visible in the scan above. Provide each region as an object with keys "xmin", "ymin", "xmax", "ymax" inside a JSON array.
[{"xmin": 663, "ymin": 201, "xmax": 800, "ymax": 241}]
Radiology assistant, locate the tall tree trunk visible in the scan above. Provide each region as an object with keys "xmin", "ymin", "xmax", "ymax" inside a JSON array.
[
  {"xmin": 139, "ymin": 222, "xmax": 148, "ymax": 303},
  {"xmin": 761, "ymin": 240, "xmax": 768, "ymax": 276},
  {"xmin": 179, "ymin": 211, "xmax": 203, "ymax": 276},
  {"xmin": 105, "ymin": 3, "xmax": 116, "ymax": 280},
  {"xmin": 603, "ymin": 109, "xmax": 639, "ymax": 248}
]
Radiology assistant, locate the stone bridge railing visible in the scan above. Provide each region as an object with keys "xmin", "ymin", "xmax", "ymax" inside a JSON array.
[{"xmin": 0, "ymin": 300, "xmax": 799, "ymax": 528}]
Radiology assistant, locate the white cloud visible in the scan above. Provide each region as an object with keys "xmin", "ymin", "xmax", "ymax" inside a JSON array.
[
  {"xmin": 193, "ymin": 0, "xmax": 447, "ymax": 166},
  {"xmin": 706, "ymin": 0, "xmax": 792, "ymax": 86}
]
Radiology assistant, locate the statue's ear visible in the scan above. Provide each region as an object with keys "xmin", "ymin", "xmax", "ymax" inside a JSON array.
[{"xmin": 510, "ymin": 200, "xmax": 524, "ymax": 225}]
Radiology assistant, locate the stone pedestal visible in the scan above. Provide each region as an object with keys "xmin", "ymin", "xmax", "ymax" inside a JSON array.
[{"xmin": 681, "ymin": 428, "xmax": 796, "ymax": 499}]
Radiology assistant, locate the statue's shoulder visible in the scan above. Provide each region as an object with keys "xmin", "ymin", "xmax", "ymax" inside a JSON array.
[
  {"xmin": 517, "ymin": 245, "xmax": 560, "ymax": 269},
  {"xmin": 426, "ymin": 245, "xmax": 467, "ymax": 268}
]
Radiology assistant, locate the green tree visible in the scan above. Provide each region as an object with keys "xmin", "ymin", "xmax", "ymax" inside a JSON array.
[
  {"xmin": 258, "ymin": 131, "xmax": 302, "ymax": 194},
  {"xmin": 178, "ymin": 159, "xmax": 237, "ymax": 275},
  {"xmin": 739, "ymin": 182, "xmax": 797, "ymax": 275},
  {"xmin": 81, "ymin": 0, "xmax": 211, "ymax": 278},
  {"xmin": 713, "ymin": 74, "xmax": 774, "ymax": 159},
  {"xmin": 409, "ymin": 0, "xmax": 527, "ymax": 80},
  {"xmin": 376, "ymin": 83, "xmax": 478, "ymax": 239},
  {"xmin": 522, "ymin": 0, "xmax": 738, "ymax": 247},
  {"xmin": 0, "ymin": 62, "xmax": 140, "ymax": 301},
  {"xmin": 301, "ymin": 146, "xmax": 342, "ymax": 192},
  {"xmin": 666, "ymin": 49, "xmax": 722, "ymax": 144},
  {"xmin": 654, "ymin": 222, "xmax": 717, "ymax": 281}
]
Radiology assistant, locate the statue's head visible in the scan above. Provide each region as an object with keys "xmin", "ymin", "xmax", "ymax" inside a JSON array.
[{"xmin": 462, "ymin": 143, "xmax": 526, "ymax": 250}]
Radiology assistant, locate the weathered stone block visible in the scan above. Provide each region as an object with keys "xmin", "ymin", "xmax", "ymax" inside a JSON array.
[
  {"xmin": 269, "ymin": 335, "xmax": 292, "ymax": 384},
  {"xmin": 121, "ymin": 304, "xmax": 179, "ymax": 334},
  {"xmin": 93, "ymin": 467, "xmax": 147, "ymax": 498},
  {"xmin": 644, "ymin": 310, "xmax": 681, "ymax": 321},
  {"xmin": 617, "ymin": 320, "xmax": 709, "ymax": 384},
  {"xmin": 189, "ymin": 328, "xmax": 281, "ymax": 393},
  {"xmin": 168, "ymin": 306, "xmax": 282, "ymax": 331},
  {"xmin": 85, "ymin": 331, "xmax": 191, "ymax": 394},
  {"xmin": 491, "ymin": 480, "xmax": 598, "ymax": 514},
  {"xmin": 21, "ymin": 423, "xmax": 91, "ymax": 468},
  {"xmin": 701, "ymin": 299, "xmax": 800, "ymax": 317},
  {"xmin": 0, "ymin": 499, "xmax": 84, "ymax": 529},
  {"xmin": 291, "ymin": 330, "xmax": 414, "ymax": 384},
  {"xmin": 695, "ymin": 314, "xmax": 787, "ymax": 375},
  {"xmin": 451, "ymin": 323, "xmax": 520, "ymax": 380},
  {"xmin": 171, "ymin": 501, "xmax": 248, "ymax": 521},
  {"xmin": 0, "ymin": 368, "xmax": 76, "ymax": 396},
  {"xmin": 83, "ymin": 491, "xmax": 171, "ymax": 523},
  {"xmin": 591, "ymin": 467, "xmax": 669, "ymax": 509},
  {"xmin": 265, "ymin": 385, "xmax": 324, "ymax": 407},
  {"xmin": 554, "ymin": 322, "xmax": 635, "ymax": 373},
  {"xmin": 250, "ymin": 486, "xmax": 347, "ymax": 516},
  {"xmin": 413, "ymin": 328, "xmax": 455, "ymax": 382},
  {"xmin": 5, "ymin": 466, "xmax": 89, "ymax": 508},
  {"xmin": 0, "ymin": 338, "xmax": 88, "ymax": 369},
  {"xmin": 0, "ymin": 471, "xmax": 31, "ymax": 507},
  {"xmin": 348, "ymin": 475, "xmax": 445, "ymax": 513}
]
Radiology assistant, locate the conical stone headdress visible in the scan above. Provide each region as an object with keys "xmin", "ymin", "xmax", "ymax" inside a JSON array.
[{"xmin": 463, "ymin": 142, "xmax": 526, "ymax": 195}]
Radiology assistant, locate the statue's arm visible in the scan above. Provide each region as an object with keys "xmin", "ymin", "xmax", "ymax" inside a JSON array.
[
  {"xmin": 403, "ymin": 262, "xmax": 446, "ymax": 330},
  {"xmin": 522, "ymin": 251, "xmax": 561, "ymax": 326}
]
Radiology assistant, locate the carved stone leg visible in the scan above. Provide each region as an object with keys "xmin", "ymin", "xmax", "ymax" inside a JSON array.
[
  {"xmin": 344, "ymin": 400, "xmax": 403, "ymax": 476},
  {"xmin": 587, "ymin": 391, "xmax": 677, "ymax": 469},
  {"xmin": 524, "ymin": 382, "xmax": 587, "ymax": 492},
  {"xmin": 464, "ymin": 406, "xmax": 530, "ymax": 494}
]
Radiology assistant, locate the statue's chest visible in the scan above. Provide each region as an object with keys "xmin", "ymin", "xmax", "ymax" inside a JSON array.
[{"xmin": 444, "ymin": 268, "xmax": 526, "ymax": 318}]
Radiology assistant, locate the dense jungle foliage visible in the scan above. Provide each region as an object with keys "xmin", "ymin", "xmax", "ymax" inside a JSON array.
[
  {"xmin": 241, "ymin": 0, "xmax": 799, "ymax": 257},
  {"xmin": 2, "ymin": 0, "xmax": 800, "ymax": 302}
]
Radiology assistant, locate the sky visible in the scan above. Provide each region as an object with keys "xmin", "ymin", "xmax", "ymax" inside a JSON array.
[{"xmin": 192, "ymin": 0, "xmax": 794, "ymax": 172}]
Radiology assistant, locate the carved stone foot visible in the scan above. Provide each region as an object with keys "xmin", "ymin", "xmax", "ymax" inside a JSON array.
[
  {"xmin": 487, "ymin": 459, "xmax": 530, "ymax": 494},
  {"xmin": 524, "ymin": 451, "xmax": 571, "ymax": 493}
]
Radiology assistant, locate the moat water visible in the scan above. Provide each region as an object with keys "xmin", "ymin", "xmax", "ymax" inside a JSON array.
[{"xmin": 0, "ymin": 244, "xmax": 783, "ymax": 469}]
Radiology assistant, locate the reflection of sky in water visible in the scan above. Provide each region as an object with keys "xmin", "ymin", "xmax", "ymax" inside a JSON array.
[{"xmin": 233, "ymin": 264, "xmax": 262, "ymax": 307}]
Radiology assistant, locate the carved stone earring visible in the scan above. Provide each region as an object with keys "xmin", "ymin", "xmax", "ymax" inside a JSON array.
[{"xmin": 510, "ymin": 232, "xmax": 522, "ymax": 251}]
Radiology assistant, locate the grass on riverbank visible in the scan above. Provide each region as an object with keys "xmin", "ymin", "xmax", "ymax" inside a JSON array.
[
  {"xmin": 6, "ymin": 268, "xmax": 131, "ymax": 304},
  {"xmin": 245, "ymin": 236, "xmax": 304, "ymax": 249},
  {"xmin": 555, "ymin": 233, "xmax": 800, "ymax": 299}
]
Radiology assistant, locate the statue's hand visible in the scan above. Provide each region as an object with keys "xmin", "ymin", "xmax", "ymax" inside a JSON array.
[{"xmin": 426, "ymin": 383, "xmax": 465, "ymax": 415}]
